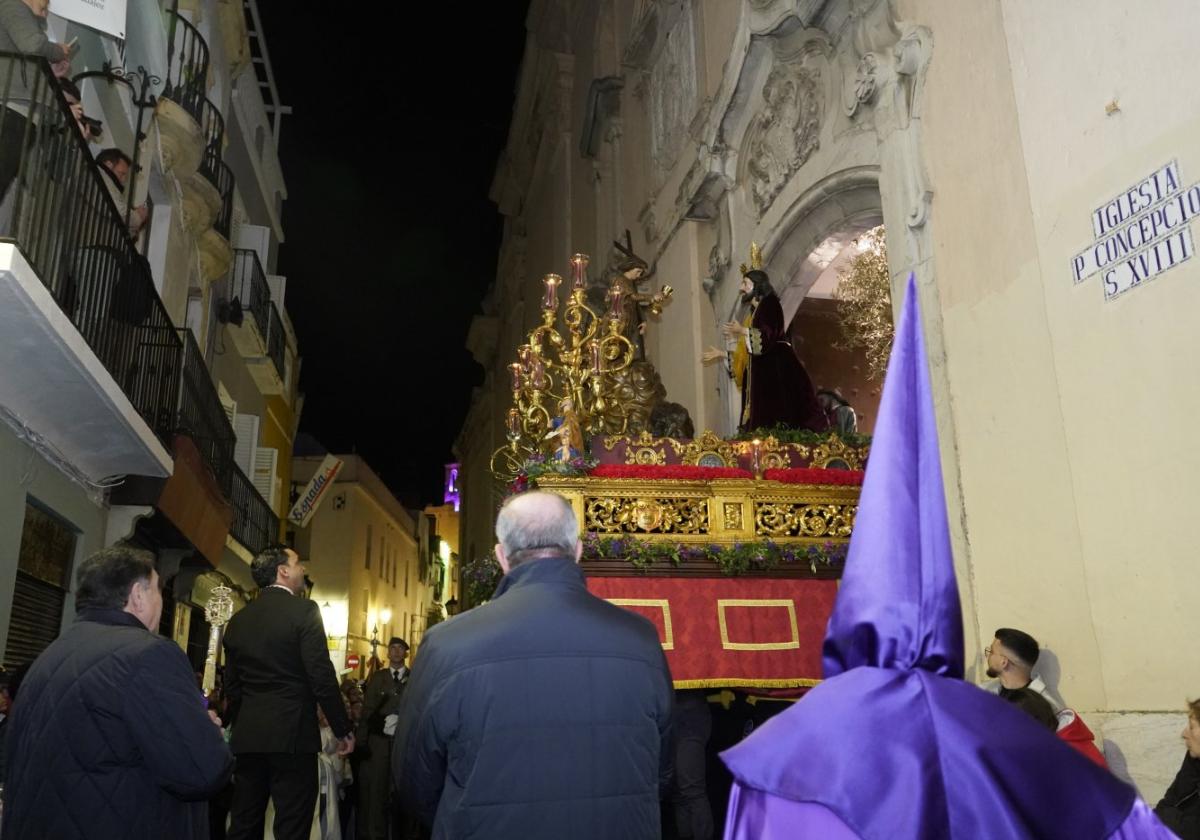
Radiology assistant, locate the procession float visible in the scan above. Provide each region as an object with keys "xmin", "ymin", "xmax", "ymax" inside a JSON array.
[{"xmin": 482, "ymin": 240, "xmax": 884, "ymax": 696}]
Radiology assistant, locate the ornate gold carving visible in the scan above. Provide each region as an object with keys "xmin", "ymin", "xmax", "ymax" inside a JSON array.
[
  {"xmin": 627, "ymin": 446, "xmax": 667, "ymax": 465},
  {"xmin": 618, "ymin": 430, "xmax": 669, "ymax": 465},
  {"xmin": 586, "ymin": 497, "xmax": 710, "ymax": 534},
  {"xmin": 755, "ymin": 502, "xmax": 856, "ymax": 538},
  {"xmin": 758, "ymin": 435, "xmax": 801, "ymax": 470},
  {"xmin": 722, "ymin": 502, "xmax": 743, "ymax": 530},
  {"xmin": 680, "ymin": 430, "xmax": 741, "ymax": 467},
  {"xmin": 808, "ymin": 434, "xmax": 866, "ymax": 470}
]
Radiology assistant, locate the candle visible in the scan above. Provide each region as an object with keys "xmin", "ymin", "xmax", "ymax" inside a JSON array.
[
  {"xmin": 588, "ymin": 339, "xmax": 603, "ymax": 374},
  {"xmin": 542, "ymin": 273, "xmax": 562, "ymax": 310},
  {"xmin": 518, "ymin": 344, "xmax": 532, "ymax": 366},
  {"xmin": 508, "ymin": 362, "xmax": 522, "ymax": 391},
  {"xmin": 570, "ymin": 253, "xmax": 589, "ymax": 289},
  {"xmin": 530, "ymin": 355, "xmax": 545, "ymax": 389},
  {"xmin": 751, "ymin": 439, "xmax": 762, "ymax": 477},
  {"xmin": 607, "ymin": 286, "xmax": 625, "ymax": 325},
  {"xmin": 506, "ymin": 408, "xmax": 521, "ymax": 437}
]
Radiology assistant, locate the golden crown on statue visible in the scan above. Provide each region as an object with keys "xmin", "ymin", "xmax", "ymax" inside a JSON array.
[{"xmin": 490, "ymin": 253, "xmax": 671, "ymax": 482}]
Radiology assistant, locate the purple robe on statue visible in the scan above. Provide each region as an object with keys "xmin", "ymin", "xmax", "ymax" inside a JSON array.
[
  {"xmin": 720, "ymin": 275, "xmax": 1175, "ymax": 840},
  {"xmin": 739, "ymin": 292, "xmax": 827, "ymax": 432}
]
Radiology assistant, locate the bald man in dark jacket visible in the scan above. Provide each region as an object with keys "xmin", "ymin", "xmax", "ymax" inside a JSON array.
[{"xmin": 394, "ymin": 492, "xmax": 674, "ymax": 839}]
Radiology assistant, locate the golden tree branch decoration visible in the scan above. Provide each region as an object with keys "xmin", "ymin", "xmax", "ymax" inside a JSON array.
[{"xmin": 834, "ymin": 226, "xmax": 893, "ymax": 381}]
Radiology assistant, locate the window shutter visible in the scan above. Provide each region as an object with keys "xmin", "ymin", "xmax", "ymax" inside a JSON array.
[
  {"xmin": 233, "ymin": 413, "xmax": 260, "ymax": 475},
  {"xmin": 253, "ymin": 447, "xmax": 279, "ymax": 510}
]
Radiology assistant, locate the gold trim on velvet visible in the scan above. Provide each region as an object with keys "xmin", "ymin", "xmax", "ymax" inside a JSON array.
[
  {"xmin": 673, "ymin": 677, "xmax": 820, "ymax": 689},
  {"xmin": 717, "ymin": 599, "xmax": 800, "ymax": 650},
  {"xmin": 606, "ymin": 598, "xmax": 674, "ymax": 650}
]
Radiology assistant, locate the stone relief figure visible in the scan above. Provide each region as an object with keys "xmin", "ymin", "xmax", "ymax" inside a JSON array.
[{"xmin": 746, "ymin": 63, "xmax": 823, "ymax": 216}]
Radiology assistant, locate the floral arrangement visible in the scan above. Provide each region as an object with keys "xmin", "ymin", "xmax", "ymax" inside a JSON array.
[
  {"xmin": 461, "ymin": 552, "xmax": 503, "ymax": 607},
  {"xmin": 589, "ymin": 464, "xmax": 751, "ymax": 480},
  {"xmin": 734, "ymin": 424, "xmax": 872, "ymax": 449},
  {"xmin": 507, "ymin": 453, "xmax": 598, "ymax": 495},
  {"xmin": 582, "ymin": 534, "xmax": 848, "ymax": 576}
]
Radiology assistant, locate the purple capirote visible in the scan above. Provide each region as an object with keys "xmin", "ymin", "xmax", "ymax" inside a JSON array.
[{"xmin": 720, "ymin": 275, "xmax": 1174, "ymax": 839}]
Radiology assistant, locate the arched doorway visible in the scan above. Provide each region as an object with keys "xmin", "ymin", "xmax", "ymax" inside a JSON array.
[{"xmin": 761, "ymin": 170, "xmax": 891, "ymax": 435}]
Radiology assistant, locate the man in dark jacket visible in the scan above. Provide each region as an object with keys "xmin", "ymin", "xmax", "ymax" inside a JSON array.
[
  {"xmin": 393, "ymin": 490, "xmax": 674, "ymax": 840},
  {"xmin": 2, "ymin": 543, "xmax": 233, "ymax": 839},
  {"xmin": 223, "ymin": 545, "xmax": 355, "ymax": 840}
]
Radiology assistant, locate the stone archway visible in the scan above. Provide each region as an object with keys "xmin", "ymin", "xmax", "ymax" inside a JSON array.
[{"xmin": 761, "ymin": 167, "xmax": 889, "ymax": 433}]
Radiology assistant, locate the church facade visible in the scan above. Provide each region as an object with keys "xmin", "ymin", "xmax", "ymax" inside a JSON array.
[{"xmin": 457, "ymin": 0, "xmax": 1200, "ymax": 798}]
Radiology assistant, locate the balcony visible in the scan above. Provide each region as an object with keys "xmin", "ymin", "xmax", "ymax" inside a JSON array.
[
  {"xmin": 187, "ymin": 98, "xmax": 234, "ymax": 281},
  {"xmin": 0, "ymin": 54, "xmax": 177, "ymax": 481},
  {"xmin": 157, "ymin": 11, "xmax": 210, "ymax": 177},
  {"xmin": 227, "ymin": 248, "xmax": 286, "ymax": 394},
  {"xmin": 229, "ymin": 459, "xmax": 279, "ymax": 555},
  {"xmin": 175, "ymin": 328, "xmax": 235, "ymax": 496}
]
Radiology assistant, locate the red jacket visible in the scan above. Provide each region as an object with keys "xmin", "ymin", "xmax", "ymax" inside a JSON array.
[{"xmin": 1057, "ymin": 709, "xmax": 1108, "ymax": 769}]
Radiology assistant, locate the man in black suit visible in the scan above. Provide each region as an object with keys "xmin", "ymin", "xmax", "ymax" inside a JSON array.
[
  {"xmin": 223, "ymin": 545, "xmax": 355, "ymax": 840},
  {"xmin": 357, "ymin": 636, "xmax": 409, "ymax": 840}
]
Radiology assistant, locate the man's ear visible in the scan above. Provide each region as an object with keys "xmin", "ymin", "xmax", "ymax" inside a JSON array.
[
  {"xmin": 125, "ymin": 578, "xmax": 146, "ymax": 613},
  {"xmin": 495, "ymin": 543, "xmax": 511, "ymax": 574}
]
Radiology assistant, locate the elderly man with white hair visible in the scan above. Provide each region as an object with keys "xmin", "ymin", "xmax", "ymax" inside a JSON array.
[{"xmin": 394, "ymin": 490, "xmax": 674, "ymax": 840}]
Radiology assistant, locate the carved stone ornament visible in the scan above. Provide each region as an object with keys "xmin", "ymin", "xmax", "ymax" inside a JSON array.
[
  {"xmin": 845, "ymin": 52, "xmax": 879, "ymax": 116},
  {"xmin": 746, "ymin": 63, "xmax": 823, "ymax": 217},
  {"xmin": 648, "ymin": 3, "xmax": 698, "ymax": 172}
]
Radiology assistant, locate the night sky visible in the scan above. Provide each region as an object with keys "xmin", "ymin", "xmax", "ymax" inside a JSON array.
[{"xmin": 256, "ymin": 4, "xmax": 531, "ymax": 507}]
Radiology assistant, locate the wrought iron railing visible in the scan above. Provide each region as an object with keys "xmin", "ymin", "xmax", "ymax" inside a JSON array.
[
  {"xmin": 163, "ymin": 11, "xmax": 209, "ymax": 127},
  {"xmin": 230, "ymin": 249, "xmax": 270, "ymax": 340},
  {"xmin": 266, "ymin": 302, "xmax": 285, "ymax": 383},
  {"xmin": 211, "ymin": 159, "xmax": 234, "ymax": 239},
  {"xmin": 0, "ymin": 53, "xmax": 181, "ymax": 437},
  {"xmin": 229, "ymin": 461, "xmax": 278, "ymax": 555},
  {"xmin": 176, "ymin": 328, "xmax": 235, "ymax": 495},
  {"xmin": 196, "ymin": 98, "xmax": 233, "ymax": 238}
]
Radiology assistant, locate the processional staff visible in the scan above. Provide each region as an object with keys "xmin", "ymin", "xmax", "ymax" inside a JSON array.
[{"xmin": 202, "ymin": 584, "xmax": 235, "ymax": 697}]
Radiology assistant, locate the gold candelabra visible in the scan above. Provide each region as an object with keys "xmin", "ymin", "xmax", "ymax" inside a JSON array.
[{"xmin": 490, "ymin": 253, "xmax": 673, "ymax": 481}]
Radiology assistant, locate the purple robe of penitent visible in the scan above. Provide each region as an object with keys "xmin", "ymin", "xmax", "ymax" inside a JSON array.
[{"xmin": 720, "ymin": 275, "xmax": 1175, "ymax": 840}]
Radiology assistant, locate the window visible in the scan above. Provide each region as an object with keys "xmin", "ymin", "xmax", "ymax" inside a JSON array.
[
  {"xmin": 379, "ymin": 535, "xmax": 385, "ymax": 579},
  {"xmin": 3, "ymin": 501, "xmax": 77, "ymax": 669},
  {"xmin": 365, "ymin": 523, "xmax": 373, "ymax": 570}
]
